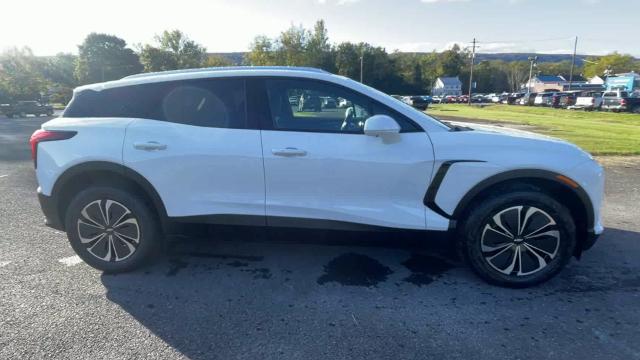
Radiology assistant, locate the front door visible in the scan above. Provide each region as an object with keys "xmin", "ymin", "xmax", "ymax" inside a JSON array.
[{"xmin": 258, "ymin": 78, "xmax": 434, "ymax": 230}]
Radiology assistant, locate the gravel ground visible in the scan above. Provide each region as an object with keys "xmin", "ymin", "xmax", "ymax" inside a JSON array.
[{"xmin": 1, "ymin": 115, "xmax": 639, "ymax": 360}]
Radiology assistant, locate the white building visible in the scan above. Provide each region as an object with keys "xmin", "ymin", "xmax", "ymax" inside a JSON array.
[{"xmin": 431, "ymin": 77, "xmax": 462, "ymax": 96}]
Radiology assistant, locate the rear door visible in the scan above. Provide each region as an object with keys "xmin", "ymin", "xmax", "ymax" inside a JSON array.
[
  {"xmin": 122, "ymin": 78, "xmax": 265, "ymax": 221},
  {"xmin": 254, "ymin": 77, "xmax": 434, "ymax": 230}
]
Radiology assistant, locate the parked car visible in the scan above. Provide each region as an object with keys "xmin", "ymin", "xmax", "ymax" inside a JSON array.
[
  {"xmin": 456, "ymin": 95, "xmax": 469, "ymax": 104},
  {"xmin": 443, "ymin": 95, "xmax": 457, "ymax": 103},
  {"xmin": 431, "ymin": 96, "xmax": 443, "ymax": 104},
  {"xmin": 555, "ymin": 92, "xmax": 580, "ymax": 108},
  {"xmin": 321, "ymin": 97, "xmax": 337, "ymax": 109},
  {"xmin": 32, "ymin": 66, "xmax": 604, "ymax": 288},
  {"xmin": 471, "ymin": 94, "xmax": 486, "ymax": 103},
  {"xmin": 2, "ymin": 101, "xmax": 53, "ymax": 118},
  {"xmin": 601, "ymin": 90, "xmax": 640, "ymax": 113},
  {"xmin": 506, "ymin": 93, "xmax": 524, "ymax": 105},
  {"xmin": 569, "ymin": 92, "xmax": 603, "ymax": 111},
  {"xmin": 298, "ymin": 93, "xmax": 322, "ymax": 112},
  {"xmin": 403, "ymin": 96, "xmax": 430, "ymax": 110},
  {"xmin": 519, "ymin": 92, "xmax": 538, "ymax": 106},
  {"xmin": 288, "ymin": 95, "xmax": 299, "ymax": 106},
  {"xmin": 534, "ymin": 93, "xmax": 555, "ymax": 107}
]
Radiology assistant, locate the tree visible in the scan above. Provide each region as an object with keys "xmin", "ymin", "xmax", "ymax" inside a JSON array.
[
  {"xmin": 276, "ymin": 24, "xmax": 309, "ymax": 66},
  {"xmin": 204, "ymin": 55, "xmax": 233, "ymax": 67},
  {"xmin": 505, "ymin": 61, "xmax": 529, "ymax": 92},
  {"xmin": 245, "ymin": 20, "xmax": 335, "ymax": 71},
  {"xmin": 246, "ymin": 35, "xmax": 278, "ymax": 66},
  {"xmin": 75, "ymin": 33, "xmax": 142, "ymax": 84},
  {"xmin": 306, "ymin": 20, "xmax": 335, "ymax": 71},
  {"xmin": 139, "ymin": 30, "xmax": 207, "ymax": 72},
  {"xmin": 583, "ymin": 53, "xmax": 640, "ymax": 78},
  {"xmin": 438, "ymin": 44, "xmax": 466, "ymax": 77},
  {"xmin": 0, "ymin": 47, "xmax": 47, "ymax": 102},
  {"xmin": 40, "ymin": 53, "xmax": 78, "ymax": 104}
]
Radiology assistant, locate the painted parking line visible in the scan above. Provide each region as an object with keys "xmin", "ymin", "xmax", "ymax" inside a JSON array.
[
  {"xmin": 0, "ymin": 261, "xmax": 10, "ymax": 267},
  {"xmin": 0, "ymin": 174, "xmax": 8, "ymax": 178},
  {"xmin": 58, "ymin": 255, "xmax": 83, "ymax": 266}
]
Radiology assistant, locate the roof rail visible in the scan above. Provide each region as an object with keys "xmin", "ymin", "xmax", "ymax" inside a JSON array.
[{"xmin": 123, "ymin": 66, "xmax": 329, "ymax": 80}]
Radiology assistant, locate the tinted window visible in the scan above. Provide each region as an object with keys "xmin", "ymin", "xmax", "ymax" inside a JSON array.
[
  {"xmin": 264, "ymin": 78, "xmax": 419, "ymax": 133},
  {"xmin": 64, "ymin": 78, "xmax": 246, "ymax": 129}
]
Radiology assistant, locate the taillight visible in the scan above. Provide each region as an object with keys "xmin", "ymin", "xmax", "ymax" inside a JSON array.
[{"xmin": 29, "ymin": 130, "xmax": 76, "ymax": 168}]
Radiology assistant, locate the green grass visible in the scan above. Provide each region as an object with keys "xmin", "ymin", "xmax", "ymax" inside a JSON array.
[{"xmin": 426, "ymin": 104, "xmax": 640, "ymax": 155}]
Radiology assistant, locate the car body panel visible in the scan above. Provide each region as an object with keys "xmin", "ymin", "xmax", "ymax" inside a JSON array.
[
  {"xmin": 36, "ymin": 117, "xmax": 134, "ymax": 196},
  {"xmin": 260, "ymin": 130, "xmax": 435, "ymax": 230},
  {"xmin": 122, "ymin": 119, "xmax": 265, "ymax": 218}
]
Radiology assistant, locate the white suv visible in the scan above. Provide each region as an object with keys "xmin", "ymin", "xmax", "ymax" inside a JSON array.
[{"xmin": 31, "ymin": 67, "xmax": 604, "ymax": 287}]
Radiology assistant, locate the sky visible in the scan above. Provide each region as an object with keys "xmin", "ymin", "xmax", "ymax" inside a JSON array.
[{"xmin": 1, "ymin": 0, "xmax": 638, "ymax": 57}]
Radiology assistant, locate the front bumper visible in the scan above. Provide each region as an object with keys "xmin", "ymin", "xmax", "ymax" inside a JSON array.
[{"xmin": 37, "ymin": 190, "xmax": 65, "ymax": 231}]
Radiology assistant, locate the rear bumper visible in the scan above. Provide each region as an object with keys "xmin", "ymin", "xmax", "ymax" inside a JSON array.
[
  {"xmin": 37, "ymin": 190, "xmax": 65, "ymax": 231},
  {"xmin": 602, "ymin": 105, "xmax": 627, "ymax": 111}
]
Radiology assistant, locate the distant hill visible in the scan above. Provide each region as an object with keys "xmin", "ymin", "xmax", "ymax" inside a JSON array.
[
  {"xmin": 208, "ymin": 52, "xmax": 601, "ymax": 65},
  {"xmin": 208, "ymin": 52, "xmax": 246, "ymax": 65},
  {"xmin": 474, "ymin": 53, "xmax": 591, "ymax": 63}
]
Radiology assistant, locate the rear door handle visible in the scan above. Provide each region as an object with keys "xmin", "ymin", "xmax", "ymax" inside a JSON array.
[
  {"xmin": 133, "ymin": 141, "xmax": 167, "ymax": 151},
  {"xmin": 272, "ymin": 147, "xmax": 307, "ymax": 157}
]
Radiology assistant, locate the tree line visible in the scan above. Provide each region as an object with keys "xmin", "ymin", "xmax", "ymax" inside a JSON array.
[{"xmin": 1, "ymin": 20, "xmax": 639, "ymax": 104}]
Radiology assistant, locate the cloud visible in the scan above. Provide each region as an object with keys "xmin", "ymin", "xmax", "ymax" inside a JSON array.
[
  {"xmin": 317, "ymin": 0, "xmax": 361, "ymax": 4},
  {"xmin": 420, "ymin": 0, "xmax": 471, "ymax": 3}
]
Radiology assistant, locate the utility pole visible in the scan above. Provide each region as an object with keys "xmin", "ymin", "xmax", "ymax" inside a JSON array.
[
  {"xmin": 527, "ymin": 56, "xmax": 538, "ymax": 94},
  {"xmin": 360, "ymin": 51, "xmax": 364, "ymax": 83},
  {"xmin": 568, "ymin": 36, "xmax": 578, "ymax": 91},
  {"xmin": 468, "ymin": 38, "xmax": 476, "ymax": 105}
]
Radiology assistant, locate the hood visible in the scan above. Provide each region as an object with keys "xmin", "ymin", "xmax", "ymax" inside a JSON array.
[
  {"xmin": 448, "ymin": 120, "xmax": 567, "ymax": 143},
  {"xmin": 430, "ymin": 120, "xmax": 594, "ymax": 168}
]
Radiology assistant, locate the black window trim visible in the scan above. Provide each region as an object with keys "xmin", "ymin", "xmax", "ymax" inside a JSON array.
[{"xmin": 249, "ymin": 76, "xmax": 424, "ymax": 134}]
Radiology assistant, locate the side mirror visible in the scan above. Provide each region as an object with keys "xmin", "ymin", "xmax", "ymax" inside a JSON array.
[{"xmin": 364, "ymin": 115, "xmax": 401, "ymax": 137}]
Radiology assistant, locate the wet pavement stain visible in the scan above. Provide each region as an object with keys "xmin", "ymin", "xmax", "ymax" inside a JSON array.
[
  {"xmin": 241, "ymin": 268, "xmax": 272, "ymax": 279},
  {"xmin": 227, "ymin": 261, "xmax": 249, "ymax": 267},
  {"xmin": 401, "ymin": 253, "xmax": 455, "ymax": 286},
  {"xmin": 317, "ymin": 253, "xmax": 393, "ymax": 287},
  {"xmin": 181, "ymin": 252, "xmax": 263, "ymax": 262},
  {"xmin": 166, "ymin": 258, "xmax": 189, "ymax": 277}
]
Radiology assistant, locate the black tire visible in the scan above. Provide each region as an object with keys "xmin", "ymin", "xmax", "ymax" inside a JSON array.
[
  {"xmin": 459, "ymin": 189, "xmax": 576, "ymax": 288},
  {"xmin": 64, "ymin": 186, "xmax": 161, "ymax": 273},
  {"xmin": 632, "ymin": 106, "xmax": 640, "ymax": 114}
]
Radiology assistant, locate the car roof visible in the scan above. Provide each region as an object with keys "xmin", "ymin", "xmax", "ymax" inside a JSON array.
[{"xmin": 75, "ymin": 66, "xmax": 333, "ymax": 92}]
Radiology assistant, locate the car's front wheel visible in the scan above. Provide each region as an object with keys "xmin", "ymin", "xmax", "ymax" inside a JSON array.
[
  {"xmin": 460, "ymin": 189, "xmax": 576, "ymax": 288},
  {"xmin": 64, "ymin": 186, "xmax": 161, "ymax": 273}
]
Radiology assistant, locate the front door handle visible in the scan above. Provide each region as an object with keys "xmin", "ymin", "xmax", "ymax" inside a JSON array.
[
  {"xmin": 272, "ymin": 147, "xmax": 307, "ymax": 157},
  {"xmin": 133, "ymin": 141, "xmax": 167, "ymax": 151}
]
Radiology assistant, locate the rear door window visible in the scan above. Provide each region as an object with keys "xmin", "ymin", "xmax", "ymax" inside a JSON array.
[{"xmin": 64, "ymin": 78, "xmax": 247, "ymax": 129}]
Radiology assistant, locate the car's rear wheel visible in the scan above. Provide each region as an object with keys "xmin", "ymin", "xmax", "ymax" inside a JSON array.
[
  {"xmin": 64, "ymin": 186, "xmax": 161, "ymax": 273},
  {"xmin": 460, "ymin": 190, "xmax": 576, "ymax": 288}
]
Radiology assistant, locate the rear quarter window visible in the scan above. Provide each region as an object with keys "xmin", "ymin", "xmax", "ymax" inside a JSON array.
[{"xmin": 64, "ymin": 78, "xmax": 247, "ymax": 129}]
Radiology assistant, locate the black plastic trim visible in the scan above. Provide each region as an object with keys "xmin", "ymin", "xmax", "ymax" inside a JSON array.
[
  {"xmin": 49, "ymin": 161, "xmax": 169, "ymax": 231},
  {"xmin": 424, "ymin": 160, "xmax": 486, "ymax": 219},
  {"xmin": 38, "ymin": 192, "xmax": 64, "ymax": 231},
  {"xmin": 451, "ymin": 169, "xmax": 595, "ymax": 231},
  {"xmin": 169, "ymin": 214, "xmax": 411, "ymax": 232}
]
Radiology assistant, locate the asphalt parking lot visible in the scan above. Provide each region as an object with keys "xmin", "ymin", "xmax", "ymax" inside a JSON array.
[{"xmin": 1, "ymin": 115, "xmax": 639, "ymax": 360}]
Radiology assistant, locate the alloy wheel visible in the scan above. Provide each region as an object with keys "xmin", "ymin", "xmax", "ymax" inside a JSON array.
[
  {"xmin": 480, "ymin": 205, "xmax": 560, "ymax": 276},
  {"xmin": 76, "ymin": 199, "xmax": 140, "ymax": 262}
]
